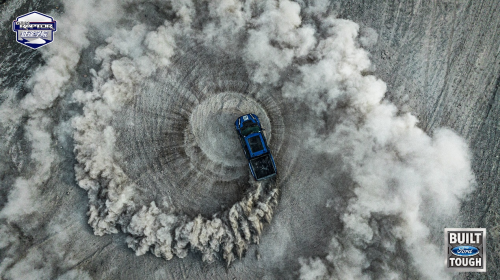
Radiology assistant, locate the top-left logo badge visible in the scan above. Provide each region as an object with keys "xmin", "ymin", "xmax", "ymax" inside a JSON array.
[{"xmin": 12, "ymin": 11, "xmax": 57, "ymax": 50}]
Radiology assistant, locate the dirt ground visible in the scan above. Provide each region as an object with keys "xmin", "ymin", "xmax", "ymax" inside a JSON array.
[{"xmin": 0, "ymin": 1, "xmax": 499, "ymax": 279}]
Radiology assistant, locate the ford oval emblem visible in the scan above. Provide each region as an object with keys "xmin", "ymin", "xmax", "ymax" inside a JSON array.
[{"xmin": 451, "ymin": 246, "xmax": 479, "ymax": 257}]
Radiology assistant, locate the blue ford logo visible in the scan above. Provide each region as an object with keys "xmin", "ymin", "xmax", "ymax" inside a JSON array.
[{"xmin": 451, "ymin": 246, "xmax": 479, "ymax": 257}]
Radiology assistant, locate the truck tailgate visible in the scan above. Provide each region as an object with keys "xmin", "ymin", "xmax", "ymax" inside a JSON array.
[{"xmin": 249, "ymin": 154, "xmax": 276, "ymax": 180}]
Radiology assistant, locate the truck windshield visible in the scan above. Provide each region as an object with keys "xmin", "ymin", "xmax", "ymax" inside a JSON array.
[{"xmin": 241, "ymin": 125, "xmax": 260, "ymax": 136}]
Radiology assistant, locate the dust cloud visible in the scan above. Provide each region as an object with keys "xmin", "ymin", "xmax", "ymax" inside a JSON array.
[{"xmin": 0, "ymin": 0, "xmax": 474, "ymax": 279}]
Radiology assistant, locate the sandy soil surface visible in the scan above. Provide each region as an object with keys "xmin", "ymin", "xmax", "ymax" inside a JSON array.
[
  {"xmin": 335, "ymin": 2, "xmax": 500, "ymax": 278},
  {"xmin": 0, "ymin": 1, "xmax": 498, "ymax": 279}
]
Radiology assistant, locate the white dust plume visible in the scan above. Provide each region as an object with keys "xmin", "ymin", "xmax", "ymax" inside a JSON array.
[
  {"xmin": 0, "ymin": 0, "xmax": 474, "ymax": 278},
  {"xmin": 72, "ymin": 0, "xmax": 474, "ymax": 275}
]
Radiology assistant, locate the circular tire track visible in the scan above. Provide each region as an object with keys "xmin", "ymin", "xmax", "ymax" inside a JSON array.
[{"xmin": 113, "ymin": 46, "xmax": 294, "ymax": 218}]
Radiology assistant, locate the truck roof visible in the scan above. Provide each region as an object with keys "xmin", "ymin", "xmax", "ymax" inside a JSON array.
[{"xmin": 245, "ymin": 132, "xmax": 268, "ymax": 158}]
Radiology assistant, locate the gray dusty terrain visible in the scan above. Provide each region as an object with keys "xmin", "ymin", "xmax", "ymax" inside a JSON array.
[
  {"xmin": 335, "ymin": 2, "xmax": 500, "ymax": 278},
  {"xmin": 0, "ymin": 0, "xmax": 499, "ymax": 279}
]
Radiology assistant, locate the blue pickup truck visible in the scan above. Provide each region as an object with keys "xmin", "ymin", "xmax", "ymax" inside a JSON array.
[{"xmin": 235, "ymin": 114, "xmax": 277, "ymax": 181}]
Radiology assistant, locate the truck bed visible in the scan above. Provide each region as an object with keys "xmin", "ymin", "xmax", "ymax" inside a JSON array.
[{"xmin": 249, "ymin": 154, "xmax": 277, "ymax": 180}]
